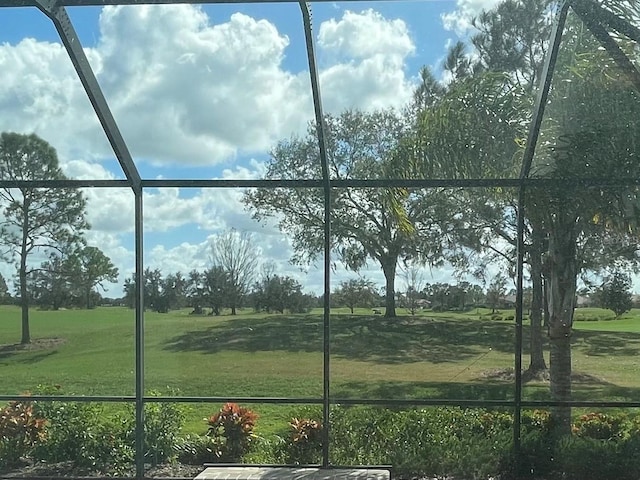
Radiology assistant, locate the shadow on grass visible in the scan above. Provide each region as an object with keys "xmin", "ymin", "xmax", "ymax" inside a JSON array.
[
  {"xmin": 0, "ymin": 338, "xmax": 64, "ymax": 362},
  {"xmin": 332, "ymin": 379, "xmax": 515, "ymax": 401},
  {"xmin": 163, "ymin": 314, "xmax": 518, "ymax": 364},
  {"xmin": 572, "ymin": 329, "xmax": 640, "ymax": 357},
  {"xmin": 160, "ymin": 314, "xmax": 640, "ymax": 401}
]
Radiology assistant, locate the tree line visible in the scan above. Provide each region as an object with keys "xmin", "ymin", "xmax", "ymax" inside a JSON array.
[{"xmin": 121, "ymin": 265, "xmax": 314, "ymax": 315}]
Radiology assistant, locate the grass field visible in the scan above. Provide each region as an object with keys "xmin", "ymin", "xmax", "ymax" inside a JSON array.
[{"xmin": 1, "ymin": 304, "xmax": 639, "ymax": 434}]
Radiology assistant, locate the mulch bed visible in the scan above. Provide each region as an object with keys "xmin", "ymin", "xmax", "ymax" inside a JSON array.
[{"xmin": 0, "ymin": 338, "xmax": 67, "ymax": 355}]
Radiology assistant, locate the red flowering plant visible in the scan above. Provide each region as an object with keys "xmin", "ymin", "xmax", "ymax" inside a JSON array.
[
  {"xmin": 572, "ymin": 412, "xmax": 630, "ymax": 441},
  {"xmin": 206, "ymin": 403, "xmax": 258, "ymax": 462},
  {"xmin": 287, "ymin": 418, "xmax": 323, "ymax": 464},
  {"xmin": 0, "ymin": 397, "xmax": 47, "ymax": 468}
]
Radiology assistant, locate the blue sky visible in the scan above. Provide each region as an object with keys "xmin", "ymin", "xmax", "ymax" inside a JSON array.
[{"xmin": 0, "ymin": 0, "xmax": 505, "ymax": 297}]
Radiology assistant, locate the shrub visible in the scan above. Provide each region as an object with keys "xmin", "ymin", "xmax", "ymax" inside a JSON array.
[
  {"xmin": 32, "ymin": 400, "xmax": 133, "ymax": 474},
  {"xmin": 0, "ymin": 398, "xmax": 46, "ymax": 469},
  {"xmin": 30, "ymin": 386, "xmax": 183, "ymax": 471},
  {"xmin": 174, "ymin": 434, "xmax": 220, "ymax": 465},
  {"xmin": 554, "ymin": 436, "xmax": 626, "ymax": 480},
  {"xmin": 242, "ymin": 406, "xmax": 640, "ymax": 479},
  {"xmin": 206, "ymin": 403, "xmax": 258, "ymax": 462},
  {"xmin": 521, "ymin": 409, "xmax": 552, "ymax": 435},
  {"xmin": 330, "ymin": 406, "xmax": 511, "ymax": 478},
  {"xmin": 135, "ymin": 394, "xmax": 185, "ymax": 465},
  {"xmin": 572, "ymin": 412, "xmax": 630, "ymax": 441},
  {"xmin": 286, "ymin": 418, "xmax": 323, "ymax": 464}
]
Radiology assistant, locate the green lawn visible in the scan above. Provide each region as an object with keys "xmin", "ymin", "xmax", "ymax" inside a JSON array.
[{"xmin": 1, "ymin": 305, "xmax": 640, "ymax": 434}]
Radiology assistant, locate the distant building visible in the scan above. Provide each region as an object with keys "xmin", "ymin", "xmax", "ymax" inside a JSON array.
[{"xmin": 576, "ymin": 295, "xmax": 593, "ymax": 308}]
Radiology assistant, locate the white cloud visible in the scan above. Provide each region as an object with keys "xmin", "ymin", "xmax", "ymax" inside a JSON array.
[
  {"xmin": 95, "ymin": 6, "xmax": 312, "ymax": 166},
  {"xmin": 0, "ymin": 7, "xmax": 311, "ymax": 168},
  {"xmin": 442, "ymin": 0, "xmax": 505, "ymax": 35},
  {"xmin": 318, "ymin": 9, "xmax": 415, "ymax": 112},
  {"xmin": 318, "ymin": 9, "xmax": 414, "ymax": 60},
  {"xmin": 0, "ymin": 38, "xmax": 111, "ymax": 163},
  {"xmin": 0, "ymin": 6, "xmax": 417, "ymax": 172},
  {"xmin": 67, "ymin": 160, "xmax": 117, "ymax": 180},
  {"xmin": 84, "ymin": 188, "xmax": 135, "ymax": 233},
  {"xmin": 147, "ymin": 241, "xmax": 210, "ymax": 275}
]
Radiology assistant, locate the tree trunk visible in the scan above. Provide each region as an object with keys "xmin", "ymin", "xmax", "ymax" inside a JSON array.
[
  {"xmin": 546, "ymin": 225, "xmax": 578, "ymax": 437},
  {"xmin": 20, "ymin": 206, "xmax": 30, "ymax": 344},
  {"xmin": 381, "ymin": 257, "xmax": 397, "ymax": 318},
  {"xmin": 20, "ymin": 269, "xmax": 30, "ymax": 344},
  {"xmin": 550, "ymin": 334, "xmax": 572, "ymax": 435},
  {"xmin": 528, "ymin": 229, "xmax": 547, "ymax": 373}
]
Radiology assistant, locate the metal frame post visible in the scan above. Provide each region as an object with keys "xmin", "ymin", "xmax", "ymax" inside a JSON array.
[
  {"xmin": 299, "ymin": 1, "xmax": 332, "ymax": 467},
  {"xmin": 134, "ymin": 190, "xmax": 145, "ymax": 478}
]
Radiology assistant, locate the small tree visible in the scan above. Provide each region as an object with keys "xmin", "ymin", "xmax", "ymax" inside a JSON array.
[
  {"xmin": 202, "ymin": 266, "xmax": 229, "ymax": 316},
  {"xmin": 400, "ymin": 265, "xmax": 425, "ymax": 315},
  {"xmin": 67, "ymin": 246, "xmax": 118, "ymax": 309},
  {"xmin": 332, "ymin": 278, "xmax": 377, "ymax": 314},
  {"xmin": 599, "ymin": 272, "xmax": 633, "ymax": 318},
  {"xmin": 253, "ymin": 274, "xmax": 310, "ymax": 314},
  {"xmin": 0, "ymin": 273, "xmax": 11, "ymax": 305},
  {"xmin": 486, "ymin": 274, "xmax": 507, "ymax": 314},
  {"xmin": 209, "ymin": 230, "xmax": 258, "ymax": 315},
  {"xmin": 123, "ymin": 276, "xmax": 136, "ymax": 309},
  {"xmin": 29, "ymin": 252, "xmax": 73, "ymax": 310},
  {"xmin": 143, "ymin": 268, "xmax": 164, "ymax": 312}
]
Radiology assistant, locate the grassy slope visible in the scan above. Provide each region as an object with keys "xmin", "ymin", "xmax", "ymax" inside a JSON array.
[{"xmin": 1, "ymin": 305, "xmax": 639, "ymax": 433}]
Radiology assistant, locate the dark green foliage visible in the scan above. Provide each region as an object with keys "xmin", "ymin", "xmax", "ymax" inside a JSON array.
[
  {"xmin": 328, "ymin": 407, "xmax": 640, "ymax": 479},
  {"xmin": 29, "ymin": 387, "xmax": 184, "ymax": 473},
  {"xmin": 201, "ymin": 266, "xmax": 230, "ymax": 315},
  {"xmin": 424, "ymin": 282, "xmax": 485, "ymax": 311},
  {"xmin": 174, "ymin": 434, "xmax": 220, "ymax": 465},
  {"xmin": 136, "ymin": 397, "xmax": 185, "ymax": 466},
  {"xmin": 599, "ymin": 272, "xmax": 633, "ymax": 318},
  {"xmin": 125, "ymin": 269, "xmax": 190, "ymax": 313},
  {"xmin": 26, "ymin": 246, "xmax": 117, "ymax": 310},
  {"xmin": 553, "ymin": 436, "xmax": 628, "ymax": 480},
  {"xmin": 329, "ymin": 407, "xmax": 512, "ymax": 479},
  {"xmin": 0, "ymin": 273, "xmax": 11, "ymax": 305},
  {"xmin": 252, "ymin": 274, "xmax": 311, "ymax": 314},
  {"xmin": 32, "ymin": 400, "xmax": 134, "ymax": 474},
  {"xmin": 332, "ymin": 278, "xmax": 378, "ymax": 314},
  {"xmin": 174, "ymin": 435, "xmax": 220, "ymax": 465},
  {"xmin": 66, "ymin": 246, "xmax": 119, "ymax": 309}
]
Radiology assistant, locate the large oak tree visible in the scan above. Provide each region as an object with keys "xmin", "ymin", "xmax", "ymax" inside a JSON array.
[{"xmin": 244, "ymin": 110, "xmax": 459, "ymax": 318}]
